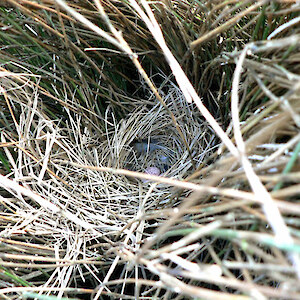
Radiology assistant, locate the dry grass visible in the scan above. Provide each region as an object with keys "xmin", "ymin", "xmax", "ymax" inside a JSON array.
[{"xmin": 0, "ymin": 0, "xmax": 300, "ymax": 299}]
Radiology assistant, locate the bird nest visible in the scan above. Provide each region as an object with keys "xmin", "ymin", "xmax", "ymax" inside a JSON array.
[{"xmin": 0, "ymin": 73, "xmax": 215, "ymax": 238}]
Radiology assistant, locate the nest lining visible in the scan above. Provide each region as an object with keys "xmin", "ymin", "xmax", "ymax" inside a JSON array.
[{"xmin": 100, "ymin": 83, "xmax": 217, "ymax": 184}]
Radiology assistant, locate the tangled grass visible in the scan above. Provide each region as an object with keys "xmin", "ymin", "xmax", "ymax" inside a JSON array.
[{"xmin": 0, "ymin": 1, "xmax": 300, "ymax": 299}]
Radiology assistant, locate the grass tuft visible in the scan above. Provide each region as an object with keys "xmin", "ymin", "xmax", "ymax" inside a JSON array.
[{"xmin": 0, "ymin": 0, "xmax": 300, "ymax": 299}]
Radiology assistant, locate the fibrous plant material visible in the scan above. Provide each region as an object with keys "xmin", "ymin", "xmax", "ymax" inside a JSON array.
[{"xmin": 0, "ymin": 1, "xmax": 300, "ymax": 299}]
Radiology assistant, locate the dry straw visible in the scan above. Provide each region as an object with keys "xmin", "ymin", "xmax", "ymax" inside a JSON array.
[{"xmin": 0, "ymin": 1, "xmax": 300, "ymax": 299}]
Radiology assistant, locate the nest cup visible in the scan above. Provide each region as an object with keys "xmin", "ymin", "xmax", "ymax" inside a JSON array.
[{"xmin": 99, "ymin": 81, "xmax": 216, "ymax": 202}]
